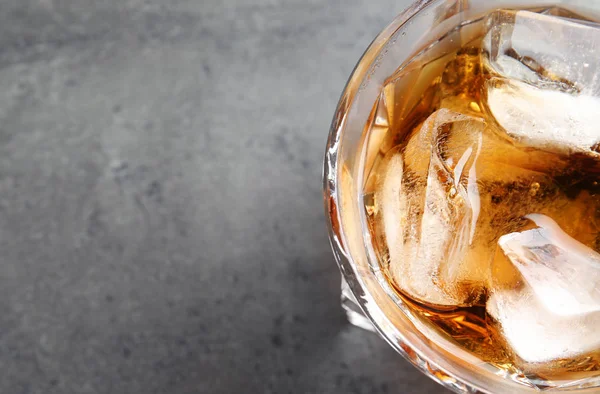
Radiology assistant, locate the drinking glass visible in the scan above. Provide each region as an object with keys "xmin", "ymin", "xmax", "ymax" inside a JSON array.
[{"xmin": 323, "ymin": 0, "xmax": 600, "ymax": 392}]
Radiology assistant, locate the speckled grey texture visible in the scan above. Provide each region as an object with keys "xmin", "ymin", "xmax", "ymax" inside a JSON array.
[{"xmin": 0, "ymin": 1, "xmax": 450, "ymax": 393}]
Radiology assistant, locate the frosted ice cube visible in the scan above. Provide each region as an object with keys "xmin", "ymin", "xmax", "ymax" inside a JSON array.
[
  {"xmin": 488, "ymin": 214, "xmax": 600, "ymax": 363},
  {"xmin": 500, "ymin": 214, "xmax": 600, "ymax": 316},
  {"xmin": 483, "ymin": 10, "xmax": 600, "ymax": 152},
  {"xmin": 487, "ymin": 288, "xmax": 600, "ymax": 365},
  {"xmin": 486, "ymin": 78, "xmax": 600, "ymax": 153}
]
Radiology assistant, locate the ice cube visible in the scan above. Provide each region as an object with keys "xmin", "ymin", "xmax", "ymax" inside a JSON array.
[
  {"xmin": 380, "ymin": 109, "xmax": 483, "ymax": 307},
  {"xmin": 488, "ymin": 214, "xmax": 600, "ymax": 364},
  {"xmin": 379, "ymin": 147, "xmax": 460, "ymax": 307},
  {"xmin": 486, "ymin": 78, "xmax": 600, "ymax": 153},
  {"xmin": 482, "ymin": 10, "xmax": 600, "ymax": 153},
  {"xmin": 483, "ymin": 10, "xmax": 600, "ymax": 95},
  {"xmin": 487, "ymin": 288, "xmax": 600, "ymax": 365}
]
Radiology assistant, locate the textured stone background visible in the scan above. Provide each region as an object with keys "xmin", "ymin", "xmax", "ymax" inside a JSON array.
[{"xmin": 0, "ymin": 0, "xmax": 450, "ymax": 393}]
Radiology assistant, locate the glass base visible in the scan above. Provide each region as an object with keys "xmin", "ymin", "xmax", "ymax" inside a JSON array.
[
  {"xmin": 341, "ymin": 277, "xmax": 376, "ymax": 332},
  {"xmin": 340, "ymin": 276, "xmax": 482, "ymax": 393}
]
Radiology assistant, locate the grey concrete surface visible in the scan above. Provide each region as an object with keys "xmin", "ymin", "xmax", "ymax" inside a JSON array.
[{"xmin": 0, "ymin": 0, "xmax": 451, "ymax": 393}]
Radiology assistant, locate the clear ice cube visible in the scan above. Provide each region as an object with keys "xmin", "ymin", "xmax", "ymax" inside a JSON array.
[
  {"xmin": 488, "ymin": 214, "xmax": 600, "ymax": 364},
  {"xmin": 484, "ymin": 10, "xmax": 600, "ymax": 94},
  {"xmin": 483, "ymin": 10, "xmax": 600, "ymax": 152},
  {"xmin": 379, "ymin": 147, "xmax": 462, "ymax": 307},
  {"xmin": 380, "ymin": 109, "xmax": 483, "ymax": 307}
]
